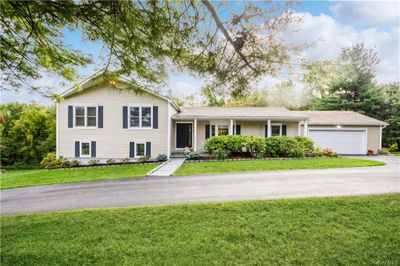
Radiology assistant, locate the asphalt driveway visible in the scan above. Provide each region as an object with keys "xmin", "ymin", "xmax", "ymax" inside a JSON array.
[{"xmin": 1, "ymin": 156, "xmax": 399, "ymax": 215}]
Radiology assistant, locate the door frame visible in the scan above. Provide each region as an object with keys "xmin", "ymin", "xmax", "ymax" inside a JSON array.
[{"xmin": 175, "ymin": 121, "xmax": 193, "ymax": 150}]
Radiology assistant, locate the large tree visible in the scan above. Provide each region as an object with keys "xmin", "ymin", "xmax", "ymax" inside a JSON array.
[{"xmin": 1, "ymin": 0, "xmax": 304, "ymax": 97}]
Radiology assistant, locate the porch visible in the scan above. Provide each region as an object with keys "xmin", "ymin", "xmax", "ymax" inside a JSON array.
[{"xmin": 171, "ymin": 118, "xmax": 310, "ymax": 152}]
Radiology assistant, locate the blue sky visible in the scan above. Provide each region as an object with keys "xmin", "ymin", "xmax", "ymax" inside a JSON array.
[{"xmin": 2, "ymin": 0, "xmax": 399, "ymax": 105}]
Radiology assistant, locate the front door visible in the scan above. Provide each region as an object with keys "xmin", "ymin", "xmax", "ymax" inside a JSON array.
[{"xmin": 176, "ymin": 123, "xmax": 192, "ymax": 148}]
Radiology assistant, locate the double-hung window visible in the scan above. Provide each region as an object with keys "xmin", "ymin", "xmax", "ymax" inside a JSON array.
[
  {"xmin": 129, "ymin": 106, "xmax": 152, "ymax": 128},
  {"xmin": 80, "ymin": 142, "xmax": 91, "ymax": 157},
  {"xmin": 74, "ymin": 106, "xmax": 97, "ymax": 127}
]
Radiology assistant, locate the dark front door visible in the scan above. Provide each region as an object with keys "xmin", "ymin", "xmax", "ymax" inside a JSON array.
[{"xmin": 176, "ymin": 123, "xmax": 192, "ymax": 148}]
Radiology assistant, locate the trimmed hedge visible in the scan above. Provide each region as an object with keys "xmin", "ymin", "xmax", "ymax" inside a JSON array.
[{"xmin": 204, "ymin": 135, "xmax": 315, "ymax": 159}]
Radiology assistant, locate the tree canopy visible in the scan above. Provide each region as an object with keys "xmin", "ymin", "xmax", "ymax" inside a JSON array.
[{"xmin": 1, "ymin": 0, "xmax": 304, "ymax": 97}]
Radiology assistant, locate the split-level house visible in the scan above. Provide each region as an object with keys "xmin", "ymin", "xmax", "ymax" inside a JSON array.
[{"xmin": 56, "ymin": 75, "xmax": 388, "ymax": 162}]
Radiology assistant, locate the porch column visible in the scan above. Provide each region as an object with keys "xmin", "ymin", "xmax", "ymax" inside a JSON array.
[
  {"xmin": 298, "ymin": 121, "xmax": 301, "ymax": 136},
  {"xmin": 267, "ymin": 119, "xmax": 272, "ymax": 137},
  {"xmin": 193, "ymin": 119, "xmax": 197, "ymax": 151},
  {"xmin": 304, "ymin": 120, "xmax": 308, "ymax": 137},
  {"xmin": 229, "ymin": 119, "xmax": 234, "ymax": 135}
]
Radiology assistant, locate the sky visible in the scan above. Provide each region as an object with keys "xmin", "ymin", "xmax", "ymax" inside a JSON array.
[{"xmin": 2, "ymin": 0, "xmax": 399, "ymax": 105}]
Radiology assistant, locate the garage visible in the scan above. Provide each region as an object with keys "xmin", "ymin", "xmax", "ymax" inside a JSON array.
[{"xmin": 308, "ymin": 129, "xmax": 367, "ymax": 154}]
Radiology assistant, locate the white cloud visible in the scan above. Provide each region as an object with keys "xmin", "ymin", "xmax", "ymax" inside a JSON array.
[{"xmin": 330, "ymin": 1, "xmax": 400, "ymax": 25}]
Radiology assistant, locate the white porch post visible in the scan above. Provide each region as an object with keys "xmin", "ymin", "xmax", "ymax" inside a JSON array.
[
  {"xmin": 298, "ymin": 121, "xmax": 301, "ymax": 136},
  {"xmin": 229, "ymin": 119, "xmax": 234, "ymax": 135},
  {"xmin": 267, "ymin": 119, "xmax": 272, "ymax": 137},
  {"xmin": 304, "ymin": 120, "xmax": 308, "ymax": 137},
  {"xmin": 193, "ymin": 119, "xmax": 197, "ymax": 151}
]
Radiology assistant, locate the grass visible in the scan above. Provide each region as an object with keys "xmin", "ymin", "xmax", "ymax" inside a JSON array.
[
  {"xmin": 1, "ymin": 194, "xmax": 399, "ymax": 265},
  {"xmin": 391, "ymin": 152, "xmax": 400, "ymax": 156},
  {"xmin": 0, "ymin": 164, "xmax": 159, "ymax": 189},
  {"xmin": 174, "ymin": 157, "xmax": 384, "ymax": 176}
]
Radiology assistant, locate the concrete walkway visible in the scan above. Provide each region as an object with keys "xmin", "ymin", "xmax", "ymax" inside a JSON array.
[
  {"xmin": 147, "ymin": 158, "xmax": 186, "ymax": 176},
  {"xmin": 1, "ymin": 156, "xmax": 398, "ymax": 215}
]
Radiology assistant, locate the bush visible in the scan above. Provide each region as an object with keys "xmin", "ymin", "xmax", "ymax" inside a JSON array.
[
  {"xmin": 138, "ymin": 155, "xmax": 150, "ymax": 162},
  {"xmin": 205, "ymin": 135, "xmax": 260, "ymax": 159},
  {"xmin": 294, "ymin": 136, "xmax": 314, "ymax": 152},
  {"xmin": 389, "ymin": 143, "xmax": 399, "ymax": 152},
  {"xmin": 69, "ymin": 160, "xmax": 80, "ymax": 167},
  {"xmin": 186, "ymin": 151, "xmax": 201, "ymax": 160},
  {"xmin": 156, "ymin": 154, "xmax": 168, "ymax": 161},
  {"xmin": 121, "ymin": 157, "xmax": 130, "ymax": 163},
  {"xmin": 40, "ymin": 153, "xmax": 71, "ymax": 169},
  {"xmin": 88, "ymin": 159, "xmax": 99, "ymax": 166},
  {"xmin": 106, "ymin": 159, "xmax": 115, "ymax": 164},
  {"xmin": 309, "ymin": 148, "xmax": 338, "ymax": 157},
  {"xmin": 378, "ymin": 148, "xmax": 390, "ymax": 155},
  {"xmin": 243, "ymin": 136, "xmax": 266, "ymax": 158},
  {"xmin": 265, "ymin": 136, "xmax": 306, "ymax": 158}
]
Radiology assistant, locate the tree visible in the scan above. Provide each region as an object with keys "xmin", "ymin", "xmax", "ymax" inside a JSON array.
[
  {"xmin": 380, "ymin": 82, "xmax": 400, "ymax": 146},
  {"xmin": 0, "ymin": 103, "xmax": 55, "ymax": 166},
  {"xmin": 1, "ymin": 0, "xmax": 304, "ymax": 98}
]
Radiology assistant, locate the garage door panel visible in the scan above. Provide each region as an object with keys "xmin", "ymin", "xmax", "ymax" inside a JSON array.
[{"xmin": 308, "ymin": 129, "xmax": 367, "ymax": 154}]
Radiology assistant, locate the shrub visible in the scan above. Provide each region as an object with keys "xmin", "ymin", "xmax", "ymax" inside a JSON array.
[
  {"xmin": 156, "ymin": 154, "xmax": 168, "ymax": 161},
  {"xmin": 138, "ymin": 155, "xmax": 150, "ymax": 162},
  {"xmin": 378, "ymin": 148, "xmax": 390, "ymax": 155},
  {"xmin": 243, "ymin": 136, "xmax": 266, "ymax": 158},
  {"xmin": 294, "ymin": 136, "xmax": 314, "ymax": 152},
  {"xmin": 389, "ymin": 143, "xmax": 399, "ymax": 152},
  {"xmin": 367, "ymin": 149, "xmax": 374, "ymax": 155},
  {"xmin": 186, "ymin": 151, "xmax": 201, "ymax": 160},
  {"xmin": 309, "ymin": 148, "xmax": 337, "ymax": 158},
  {"xmin": 184, "ymin": 147, "xmax": 194, "ymax": 154},
  {"xmin": 205, "ymin": 135, "xmax": 256, "ymax": 159},
  {"xmin": 121, "ymin": 157, "xmax": 130, "ymax": 163},
  {"xmin": 40, "ymin": 153, "xmax": 71, "ymax": 169},
  {"xmin": 88, "ymin": 159, "xmax": 99, "ymax": 166},
  {"xmin": 106, "ymin": 159, "xmax": 115, "ymax": 164},
  {"xmin": 69, "ymin": 160, "xmax": 80, "ymax": 167},
  {"xmin": 265, "ymin": 136, "xmax": 306, "ymax": 158}
]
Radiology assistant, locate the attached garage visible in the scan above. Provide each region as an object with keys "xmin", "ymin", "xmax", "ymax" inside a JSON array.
[{"xmin": 308, "ymin": 128, "xmax": 367, "ymax": 154}]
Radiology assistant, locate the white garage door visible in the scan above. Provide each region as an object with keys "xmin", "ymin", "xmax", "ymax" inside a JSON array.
[{"xmin": 308, "ymin": 129, "xmax": 367, "ymax": 154}]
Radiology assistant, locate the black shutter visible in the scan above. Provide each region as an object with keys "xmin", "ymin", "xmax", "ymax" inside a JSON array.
[
  {"xmin": 123, "ymin": 106, "xmax": 128, "ymax": 129},
  {"xmin": 75, "ymin": 141, "xmax": 80, "ymax": 157},
  {"xmin": 282, "ymin": 125, "xmax": 287, "ymax": 136},
  {"xmin": 236, "ymin": 125, "xmax": 241, "ymax": 135},
  {"xmin": 68, "ymin": 106, "xmax": 73, "ymax": 128},
  {"xmin": 153, "ymin": 106, "xmax": 158, "ymax": 129},
  {"xmin": 129, "ymin": 142, "xmax": 135, "ymax": 158},
  {"xmin": 98, "ymin": 106, "xmax": 103, "ymax": 128},
  {"xmin": 91, "ymin": 141, "xmax": 96, "ymax": 157},
  {"xmin": 146, "ymin": 142, "xmax": 151, "ymax": 157},
  {"xmin": 205, "ymin": 125, "xmax": 210, "ymax": 139},
  {"xmin": 265, "ymin": 125, "xmax": 269, "ymax": 137}
]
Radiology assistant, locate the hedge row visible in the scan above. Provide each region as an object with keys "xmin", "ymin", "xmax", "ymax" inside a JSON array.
[{"xmin": 204, "ymin": 135, "xmax": 315, "ymax": 159}]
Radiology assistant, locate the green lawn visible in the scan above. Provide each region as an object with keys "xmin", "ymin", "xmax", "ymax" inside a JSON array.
[
  {"xmin": 0, "ymin": 164, "xmax": 159, "ymax": 189},
  {"xmin": 1, "ymin": 195, "xmax": 399, "ymax": 265},
  {"xmin": 175, "ymin": 157, "xmax": 384, "ymax": 176}
]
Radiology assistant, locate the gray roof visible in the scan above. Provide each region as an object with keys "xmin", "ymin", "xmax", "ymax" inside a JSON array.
[
  {"xmin": 293, "ymin": 111, "xmax": 388, "ymax": 126},
  {"xmin": 173, "ymin": 107, "xmax": 308, "ymax": 121}
]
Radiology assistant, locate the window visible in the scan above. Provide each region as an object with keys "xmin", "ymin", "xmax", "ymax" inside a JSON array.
[
  {"xmin": 218, "ymin": 125, "xmax": 229, "ymax": 136},
  {"xmin": 74, "ymin": 106, "xmax": 97, "ymax": 127},
  {"xmin": 80, "ymin": 142, "xmax": 91, "ymax": 157},
  {"xmin": 271, "ymin": 125, "xmax": 281, "ymax": 136},
  {"xmin": 129, "ymin": 106, "xmax": 152, "ymax": 128},
  {"xmin": 135, "ymin": 142, "xmax": 145, "ymax": 158}
]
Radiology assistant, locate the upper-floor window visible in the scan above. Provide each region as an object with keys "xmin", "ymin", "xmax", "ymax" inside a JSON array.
[
  {"xmin": 129, "ymin": 106, "xmax": 152, "ymax": 128},
  {"xmin": 75, "ymin": 106, "xmax": 97, "ymax": 127}
]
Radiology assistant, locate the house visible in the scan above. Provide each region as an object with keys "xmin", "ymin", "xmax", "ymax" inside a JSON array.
[{"xmin": 56, "ymin": 76, "xmax": 388, "ymax": 162}]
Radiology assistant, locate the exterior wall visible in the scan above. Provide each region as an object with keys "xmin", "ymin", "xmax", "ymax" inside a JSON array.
[
  {"xmin": 58, "ymin": 84, "xmax": 173, "ymax": 162},
  {"xmin": 302, "ymin": 125, "xmax": 381, "ymax": 153}
]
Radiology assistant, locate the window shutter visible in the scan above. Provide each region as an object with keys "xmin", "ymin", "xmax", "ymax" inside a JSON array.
[
  {"xmin": 236, "ymin": 125, "xmax": 241, "ymax": 135},
  {"xmin": 129, "ymin": 142, "xmax": 135, "ymax": 158},
  {"xmin": 205, "ymin": 125, "xmax": 210, "ymax": 139},
  {"xmin": 98, "ymin": 106, "xmax": 103, "ymax": 128},
  {"xmin": 265, "ymin": 125, "xmax": 268, "ymax": 137},
  {"xmin": 68, "ymin": 106, "xmax": 73, "ymax": 128},
  {"xmin": 123, "ymin": 106, "xmax": 128, "ymax": 129},
  {"xmin": 75, "ymin": 141, "xmax": 80, "ymax": 157},
  {"xmin": 282, "ymin": 125, "xmax": 287, "ymax": 136},
  {"xmin": 91, "ymin": 141, "xmax": 96, "ymax": 157},
  {"xmin": 153, "ymin": 106, "xmax": 158, "ymax": 129},
  {"xmin": 146, "ymin": 142, "xmax": 151, "ymax": 157}
]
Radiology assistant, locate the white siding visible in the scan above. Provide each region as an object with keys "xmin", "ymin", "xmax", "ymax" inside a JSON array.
[{"xmin": 58, "ymin": 83, "xmax": 175, "ymax": 161}]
